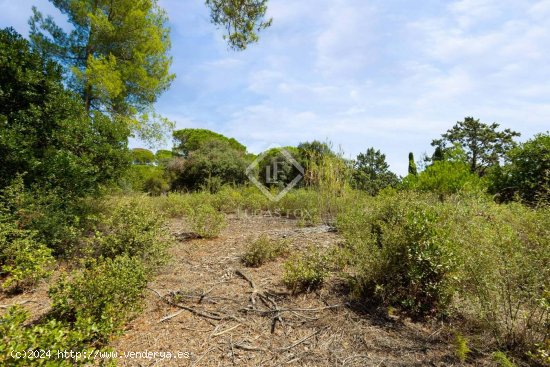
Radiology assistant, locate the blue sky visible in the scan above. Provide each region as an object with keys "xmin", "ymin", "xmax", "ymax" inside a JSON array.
[{"xmin": 2, "ymin": 0, "xmax": 549, "ymax": 175}]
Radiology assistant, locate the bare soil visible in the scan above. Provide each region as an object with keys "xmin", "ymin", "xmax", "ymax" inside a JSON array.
[
  {"xmin": 0, "ymin": 215, "xmax": 496, "ymax": 366},
  {"xmin": 110, "ymin": 215, "xmax": 493, "ymax": 367}
]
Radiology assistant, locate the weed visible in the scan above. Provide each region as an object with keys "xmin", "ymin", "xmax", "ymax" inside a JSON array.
[{"xmin": 454, "ymin": 333, "xmax": 471, "ymax": 363}]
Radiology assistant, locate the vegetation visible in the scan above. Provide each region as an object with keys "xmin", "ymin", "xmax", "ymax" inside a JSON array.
[
  {"xmin": 283, "ymin": 246, "xmax": 330, "ymax": 293},
  {"xmin": 490, "ymin": 132, "xmax": 550, "ymax": 204},
  {"xmin": 0, "ymin": 28, "xmax": 128, "ymax": 197},
  {"xmin": 29, "ymin": 0, "xmax": 175, "ymax": 142},
  {"xmin": 206, "ymin": 0, "xmax": 272, "ymax": 50},
  {"xmin": 190, "ymin": 204, "xmax": 227, "ymax": 238},
  {"xmin": 432, "ymin": 117, "xmax": 520, "ymax": 176},
  {"xmin": 351, "ymin": 148, "xmax": 399, "ymax": 195},
  {"xmin": 241, "ymin": 234, "xmax": 288, "ymax": 267},
  {"xmin": 170, "ymin": 139, "xmax": 250, "ymax": 191},
  {"xmin": 454, "ymin": 333, "xmax": 471, "ymax": 363},
  {"xmin": 0, "ymin": 0, "xmax": 548, "ymax": 364},
  {"xmin": 49, "ymin": 255, "xmax": 147, "ymax": 343}
]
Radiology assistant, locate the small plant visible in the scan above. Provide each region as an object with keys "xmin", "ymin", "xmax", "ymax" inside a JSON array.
[
  {"xmin": 241, "ymin": 235, "xmax": 289, "ymax": 267},
  {"xmin": 453, "ymin": 333, "xmax": 471, "ymax": 363},
  {"xmin": 283, "ymin": 246, "xmax": 329, "ymax": 293},
  {"xmin": 492, "ymin": 351, "xmax": 517, "ymax": 367},
  {"xmin": 190, "ymin": 204, "xmax": 226, "ymax": 238},
  {"xmin": 49, "ymin": 255, "xmax": 147, "ymax": 342}
]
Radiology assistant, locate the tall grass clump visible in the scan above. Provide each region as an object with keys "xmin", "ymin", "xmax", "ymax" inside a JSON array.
[{"xmin": 304, "ymin": 153, "xmax": 353, "ymax": 225}]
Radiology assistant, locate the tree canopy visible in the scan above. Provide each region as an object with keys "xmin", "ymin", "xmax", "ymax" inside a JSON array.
[
  {"xmin": 169, "ymin": 139, "xmax": 249, "ymax": 191},
  {"xmin": 432, "ymin": 117, "xmax": 520, "ymax": 176},
  {"xmin": 351, "ymin": 148, "xmax": 398, "ymax": 195},
  {"xmin": 0, "ymin": 27, "xmax": 128, "ymax": 197},
  {"xmin": 29, "ymin": 0, "xmax": 175, "ymax": 143},
  {"xmin": 490, "ymin": 132, "xmax": 550, "ymax": 204},
  {"xmin": 173, "ymin": 128, "xmax": 246, "ymax": 157},
  {"xmin": 206, "ymin": 0, "xmax": 272, "ymax": 50},
  {"xmin": 131, "ymin": 148, "xmax": 155, "ymax": 165}
]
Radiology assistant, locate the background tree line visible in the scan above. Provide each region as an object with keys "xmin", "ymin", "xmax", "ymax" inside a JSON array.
[{"xmin": 125, "ymin": 120, "xmax": 549, "ymax": 206}]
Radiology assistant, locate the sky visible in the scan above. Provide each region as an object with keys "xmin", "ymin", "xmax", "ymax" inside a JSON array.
[{"xmin": 1, "ymin": 0, "xmax": 549, "ymax": 175}]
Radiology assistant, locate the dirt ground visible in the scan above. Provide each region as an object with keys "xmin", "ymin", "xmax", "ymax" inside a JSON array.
[
  {"xmin": 0, "ymin": 214, "xmax": 497, "ymax": 366},
  {"xmin": 109, "ymin": 215, "xmax": 493, "ymax": 367}
]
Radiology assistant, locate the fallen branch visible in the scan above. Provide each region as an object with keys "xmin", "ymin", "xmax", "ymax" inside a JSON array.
[
  {"xmin": 240, "ymin": 304, "xmax": 342, "ymax": 315},
  {"xmin": 148, "ymin": 287, "xmax": 230, "ymax": 321},
  {"xmin": 276, "ymin": 326, "xmax": 329, "ymax": 352},
  {"xmin": 233, "ymin": 343, "xmax": 267, "ymax": 352},
  {"xmin": 211, "ymin": 324, "xmax": 241, "ymax": 337}
]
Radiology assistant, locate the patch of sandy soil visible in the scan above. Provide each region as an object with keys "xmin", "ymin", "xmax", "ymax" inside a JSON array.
[{"xmin": 108, "ymin": 215, "xmax": 494, "ymax": 367}]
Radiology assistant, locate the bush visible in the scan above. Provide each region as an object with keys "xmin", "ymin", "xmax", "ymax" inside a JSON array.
[
  {"xmin": 143, "ymin": 176, "xmax": 170, "ymax": 196},
  {"xmin": 122, "ymin": 165, "xmax": 167, "ymax": 195},
  {"xmin": 0, "ymin": 306, "xmax": 91, "ymax": 366},
  {"xmin": 190, "ymin": 204, "xmax": 226, "ymax": 238},
  {"xmin": 338, "ymin": 193, "xmax": 458, "ymax": 316},
  {"xmin": 91, "ymin": 197, "xmax": 171, "ymax": 270},
  {"xmin": 337, "ymin": 191, "xmax": 550, "ymax": 357},
  {"xmin": 241, "ymin": 235, "xmax": 288, "ymax": 267},
  {"xmin": 154, "ymin": 193, "xmax": 193, "ymax": 217},
  {"xmin": 283, "ymin": 246, "xmax": 329, "ymax": 293},
  {"xmin": 402, "ymin": 159, "xmax": 485, "ymax": 198},
  {"xmin": 0, "ymin": 223, "xmax": 54, "ymax": 291},
  {"xmin": 0, "ymin": 185, "xmax": 55, "ymax": 290},
  {"xmin": 49, "ymin": 255, "xmax": 147, "ymax": 343},
  {"xmin": 169, "ymin": 140, "xmax": 249, "ymax": 191},
  {"xmin": 0, "ymin": 177, "xmax": 88, "ymax": 257}
]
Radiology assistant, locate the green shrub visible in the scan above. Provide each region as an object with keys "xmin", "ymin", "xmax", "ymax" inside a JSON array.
[
  {"xmin": 143, "ymin": 175, "xmax": 170, "ymax": 196},
  {"xmin": 121, "ymin": 165, "xmax": 167, "ymax": 194},
  {"xmin": 211, "ymin": 186, "xmax": 244, "ymax": 213},
  {"xmin": 241, "ymin": 235, "xmax": 288, "ymax": 267},
  {"xmin": 283, "ymin": 246, "xmax": 329, "ymax": 293},
  {"xmin": 154, "ymin": 193, "xmax": 193, "ymax": 217},
  {"xmin": 402, "ymin": 159, "xmax": 485, "ymax": 197},
  {"xmin": 0, "ymin": 306, "xmax": 91, "ymax": 366},
  {"xmin": 190, "ymin": 204, "xmax": 226, "ymax": 238},
  {"xmin": 450, "ymin": 201, "xmax": 549, "ymax": 352},
  {"xmin": 0, "ymin": 177, "xmax": 87, "ymax": 257},
  {"xmin": 91, "ymin": 197, "xmax": 170, "ymax": 270},
  {"xmin": 0, "ymin": 226, "xmax": 54, "ymax": 291},
  {"xmin": 338, "ymin": 193, "xmax": 458, "ymax": 316},
  {"xmin": 49, "ymin": 255, "xmax": 147, "ymax": 343},
  {"xmin": 489, "ymin": 132, "xmax": 550, "ymax": 204},
  {"xmin": 337, "ymin": 190, "xmax": 550, "ymax": 357},
  {"xmin": 0, "ymin": 196, "xmax": 54, "ymax": 290}
]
